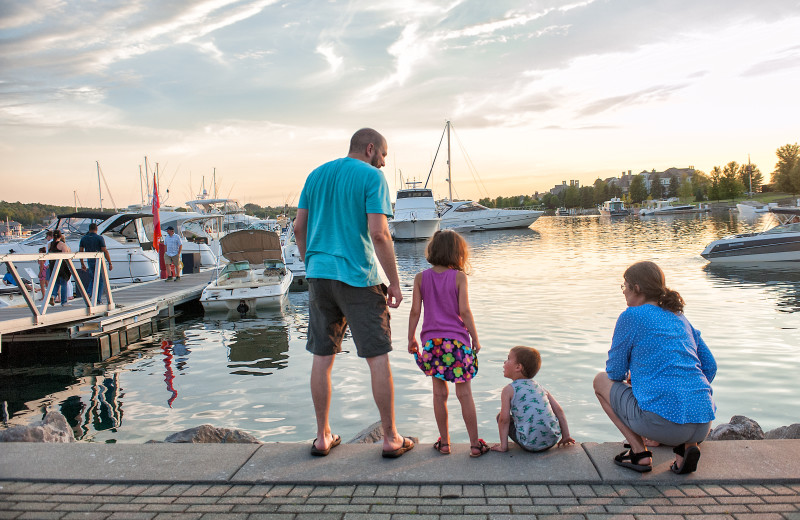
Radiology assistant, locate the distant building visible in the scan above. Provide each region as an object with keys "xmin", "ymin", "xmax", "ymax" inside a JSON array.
[
  {"xmin": 604, "ymin": 167, "xmax": 695, "ymax": 194},
  {"xmin": 1, "ymin": 219, "xmax": 24, "ymax": 239},
  {"xmin": 550, "ymin": 180, "xmax": 580, "ymax": 196}
]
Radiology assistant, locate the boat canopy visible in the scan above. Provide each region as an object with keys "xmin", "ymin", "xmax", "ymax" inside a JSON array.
[
  {"xmin": 220, "ymin": 229, "xmax": 283, "ymax": 264},
  {"xmin": 397, "ymin": 189, "xmax": 433, "ymax": 199}
]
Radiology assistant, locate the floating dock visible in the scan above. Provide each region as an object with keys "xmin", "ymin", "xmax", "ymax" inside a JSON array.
[{"xmin": 0, "ymin": 271, "xmax": 212, "ymax": 361}]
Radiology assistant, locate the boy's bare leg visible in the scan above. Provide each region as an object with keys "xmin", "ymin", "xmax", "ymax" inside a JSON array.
[{"xmin": 310, "ymin": 354, "xmax": 336, "ymax": 449}]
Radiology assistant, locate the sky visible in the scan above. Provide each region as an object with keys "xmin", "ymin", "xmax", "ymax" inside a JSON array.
[{"xmin": 2, "ymin": 0, "xmax": 799, "ymax": 209}]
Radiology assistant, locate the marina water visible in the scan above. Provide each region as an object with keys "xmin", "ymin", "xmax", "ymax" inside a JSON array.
[{"xmin": 2, "ymin": 213, "xmax": 798, "ymax": 443}]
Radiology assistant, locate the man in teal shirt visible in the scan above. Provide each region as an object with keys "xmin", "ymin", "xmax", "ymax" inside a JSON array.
[{"xmin": 295, "ymin": 128, "xmax": 413, "ymax": 459}]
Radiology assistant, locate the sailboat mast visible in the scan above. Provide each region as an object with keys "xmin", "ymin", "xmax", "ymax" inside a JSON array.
[
  {"xmin": 96, "ymin": 161, "xmax": 103, "ymax": 211},
  {"xmin": 446, "ymin": 120, "xmax": 452, "ymax": 201}
]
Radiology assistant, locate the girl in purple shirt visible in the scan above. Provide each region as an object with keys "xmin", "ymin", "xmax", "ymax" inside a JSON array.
[{"xmin": 408, "ymin": 230, "xmax": 488, "ymax": 457}]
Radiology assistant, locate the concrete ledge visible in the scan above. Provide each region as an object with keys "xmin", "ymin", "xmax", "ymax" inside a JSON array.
[
  {"xmin": 1, "ymin": 440, "xmax": 799, "ymax": 485},
  {"xmin": 0, "ymin": 443, "xmax": 259, "ymax": 482},
  {"xmin": 585, "ymin": 439, "xmax": 800, "ymax": 483},
  {"xmin": 233, "ymin": 441, "xmax": 596, "ymax": 484}
]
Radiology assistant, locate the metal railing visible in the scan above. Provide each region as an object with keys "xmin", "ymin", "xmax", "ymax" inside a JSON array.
[{"xmin": 1, "ymin": 251, "xmax": 114, "ymax": 324}]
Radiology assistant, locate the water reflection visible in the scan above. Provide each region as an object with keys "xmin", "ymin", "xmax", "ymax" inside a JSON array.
[
  {"xmin": 704, "ymin": 263, "xmax": 800, "ymax": 314},
  {"xmin": 202, "ymin": 309, "xmax": 291, "ymax": 376},
  {"xmin": 61, "ymin": 373, "xmax": 123, "ymax": 439}
]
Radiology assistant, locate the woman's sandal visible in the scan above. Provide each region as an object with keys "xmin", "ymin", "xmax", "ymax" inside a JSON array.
[
  {"xmin": 614, "ymin": 448, "xmax": 653, "ymax": 472},
  {"xmin": 433, "ymin": 437, "xmax": 450, "ymax": 455},
  {"xmin": 470, "ymin": 439, "xmax": 490, "ymax": 458},
  {"xmin": 671, "ymin": 444, "xmax": 701, "ymax": 474}
]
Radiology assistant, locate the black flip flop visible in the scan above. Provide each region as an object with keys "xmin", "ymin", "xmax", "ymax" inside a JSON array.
[
  {"xmin": 310, "ymin": 434, "xmax": 341, "ymax": 456},
  {"xmin": 382, "ymin": 436, "xmax": 414, "ymax": 458}
]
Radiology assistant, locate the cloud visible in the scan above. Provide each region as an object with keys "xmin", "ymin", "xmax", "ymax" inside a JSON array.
[
  {"xmin": 741, "ymin": 45, "xmax": 800, "ymax": 77},
  {"xmin": 578, "ymin": 84, "xmax": 689, "ymax": 117},
  {"xmin": 315, "ymin": 43, "xmax": 343, "ymax": 75}
]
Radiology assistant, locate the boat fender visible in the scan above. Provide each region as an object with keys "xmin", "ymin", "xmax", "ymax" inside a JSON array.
[{"xmin": 237, "ymin": 301, "xmax": 249, "ymax": 315}]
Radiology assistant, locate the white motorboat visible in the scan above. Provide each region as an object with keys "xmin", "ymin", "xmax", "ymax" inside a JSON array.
[
  {"xmin": 598, "ymin": 198, "xmax": 631, "ymax": 217},
  {"xmin": 639, "ymin": 199, "xmax": 710, "ymax": 216},
  {"xmin": 388, "ymin": 183, "xmax": 440, "ymax": 240},
  {"xmin": 427, "ymin": 120, "xmax": 543, "ymax": 232},
  {"xmin": 438, "ymin": 200, "xmax": 542, "ymax": 231},
  {"xmin": 185, "ymin": 191, "xmax": 260, "ymax": 233},
  {"xmin": 281, "ymin": 222, "xmax": 307, "ymax": 291},
  {"xmin": 0, "ymin": 212, "xmax": 159, "ymax": 285},
  {"xmin": 736, "ymin": 201, "xmax": 777, "ymax": 218},
  {"xmin": 200, "ymin": 229, "xmax": 293, "ymax": 313},
  {"xmin": 700, "ymin": 207, "xmax": 800, "ymax": 263}
]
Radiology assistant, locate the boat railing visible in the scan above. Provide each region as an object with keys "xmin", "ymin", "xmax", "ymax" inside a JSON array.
[
  {"xmin": 1, "ymin": 251, "xmax": 114, "ymax": 322},
  {"xmin": 501, "ymin": 205, "xmax": 545, "ymax": 211}
]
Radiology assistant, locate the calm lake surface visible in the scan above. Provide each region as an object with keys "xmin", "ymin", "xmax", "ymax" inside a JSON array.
[{"xmin": 2, "ymin": 212, "xmax": 799, "ymax": 443}]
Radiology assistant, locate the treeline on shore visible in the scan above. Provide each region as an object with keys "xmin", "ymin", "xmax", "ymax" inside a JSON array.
[{"xmin": 481, "ymin": 143, "xmax": 800, "ymax": 210}]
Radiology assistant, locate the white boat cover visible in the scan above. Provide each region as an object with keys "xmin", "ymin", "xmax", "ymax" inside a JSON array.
[{"xmin": 220, "ymin": 230, "xmax": 283, "ymax": 264}]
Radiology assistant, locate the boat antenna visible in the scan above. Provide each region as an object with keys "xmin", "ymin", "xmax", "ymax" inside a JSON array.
[
  {"xmin": 423, "ymin": 121, "xmax": 448, "ymax": 191},
  {"xmin": 139, "ymin": 165, "xmax": 145, "ymax": 206}
]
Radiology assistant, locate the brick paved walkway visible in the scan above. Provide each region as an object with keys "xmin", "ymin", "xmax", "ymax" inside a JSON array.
[{"xmin": 2, "ymin": 481, "xmax": 799, "ymax": 520}]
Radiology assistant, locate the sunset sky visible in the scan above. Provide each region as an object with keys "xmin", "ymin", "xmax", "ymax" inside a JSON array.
[{"xmin": 2, "ymin": 0, "xmax": 798, "ymax": 209}]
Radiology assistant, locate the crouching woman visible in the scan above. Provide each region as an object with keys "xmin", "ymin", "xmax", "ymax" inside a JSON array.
[{"xmin": 593, "ymin": 261, "xmax": 717, "ymax": 474}]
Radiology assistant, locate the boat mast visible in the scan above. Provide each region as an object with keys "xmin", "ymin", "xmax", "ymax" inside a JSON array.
[
  {"xmin": 97, "ymin": 161, "xmax": 103, "ymax": 211},
  {"xmin": 747, "ymin": 154, "xmax": 752, "ymax": 196},
  {"xmin": 446, "ymin": 120, "xmax": 452, "ymax": 201}
]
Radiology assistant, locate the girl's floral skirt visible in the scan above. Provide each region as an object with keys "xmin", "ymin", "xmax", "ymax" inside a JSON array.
[{"xmin": 413, "ymin": 338, "xmax": 478, "ymax": 383}]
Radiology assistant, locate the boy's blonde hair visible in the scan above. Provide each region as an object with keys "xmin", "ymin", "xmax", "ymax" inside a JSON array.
[{"xmin": 510, "ymin": 346, "xmax": 542, "ymax": 379}]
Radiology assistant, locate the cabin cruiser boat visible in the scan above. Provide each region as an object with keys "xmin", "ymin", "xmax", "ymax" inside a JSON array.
[
  {"xmin": 185, "ymin": 192, "xmax": 260, "ymax": 233},
  {"xmin": 281, "ymin": 222, "xmax": 307, "ymax": 291},
  {"xmin": 700, "ymin": 207, "xmax": 800, "ymax": 263},
  {"xmin": 437, "ymin": 200, "xmax": 542, "ymax": 231},
  {"xmin": 598, "ymin": 198, "xmax": 631, "ymax": 217},
  {"xmin": 200, "ymin": 229, "xmax": 293, "ymax": 313},
  {"xmin": 639, "ymin": 199, "xmax": 710, "ymax": 216},
  {"xmin": 388, "ymin": 184, "xmax": 440, "ymax": 240},
  {"xmin": 556, "ymin": 207, "xmax": 570, "ymax": 216},
  {"xmin": 0, "ymin": 212, "xmax": 159, "ymax": 284}
]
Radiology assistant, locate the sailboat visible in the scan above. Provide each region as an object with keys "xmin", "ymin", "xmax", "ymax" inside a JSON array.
[{"xmin": 432, "ymin": 121, "xmax": 543, "ymax": 231}]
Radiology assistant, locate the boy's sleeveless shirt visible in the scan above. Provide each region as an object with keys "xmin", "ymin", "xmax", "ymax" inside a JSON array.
[
  {"xmin": 419, "ymin": 268, "xmax": 471, "ymax": 347},
  {"xmin": 510, "ymin": 379, "xmax": 560, "ymax": 451}
]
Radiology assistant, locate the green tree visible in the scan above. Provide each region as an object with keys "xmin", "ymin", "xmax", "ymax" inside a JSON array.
[
  {"xmin": 579, "ymin": 186, "xmax": 594, "ymax": 208},
  {"xmin": 708, "ymin": 166, "xmax": 722, "ymax": 201},
  {"xmin": 564, "ymin": 185, "xmax": 580, "ymax": 208},
  {"xmin": 593, "ymin": 178, "xmax": 609, "ymax": 206},
  {"xmin": 692, "ymin": 170, "xmax": 710, "ymax": 200},
  {"xmin": 667, "ymin": 176, "xmax": 680, "ymax": 198},
  {"xmin": 679, "ymin": 175, "xmax": 694, "ymax": 200},
  {"xmin": 628, "ymin": 175, "xmax": 648, "ymax": 203},
  {"xmin": 774, "ymin": 143, "xmax": 800, "ymax": 194},
  {"xmin": 720, "ymin": 161, "xmax": 745, "ymax": 200},
  {"xmin": 649, "ymin": 173, "xmax": 663, "ymax": 200},
  {"xmin": 737, "ymin": 163, "xmax": 764, "ymax": 193}
]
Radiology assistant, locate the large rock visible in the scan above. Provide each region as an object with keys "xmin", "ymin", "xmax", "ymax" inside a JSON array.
[
  {"xmin": 0, "ymin": 411, "xmax": 75, "ymax": 442},
  {"xmin": 347, "ymin": 422, "xmax": 383, "ymax": 444},
  {"xmin": 708, "ymin": 415, "xmax": 764, "ymax": 440},
  {"xmin": 765, "ymin": 423, "xmax": 800, "ymax": 439},
  {"xmin": 164, "ymin": 424, "xmax": 261, "ymax": 443}
]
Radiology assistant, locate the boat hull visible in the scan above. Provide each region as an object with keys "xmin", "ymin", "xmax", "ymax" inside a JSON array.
[
  {"xmin": 439, "ymin": 209, "xmax": 542, "ymax": 231},
  {"xmin": 701, "ymin": 234, "xmax": 800, "ymax": 263},
  {"xmin": 200, "ymin": 273, "xmax": 293, "ymax": 312},
  {"xmin": 389, "ymin": 218, "xmax": 440, "ymax": 240}
]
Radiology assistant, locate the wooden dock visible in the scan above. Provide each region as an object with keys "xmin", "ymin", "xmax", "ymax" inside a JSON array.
[{"xmin": 0, "ymin": 271, "xmax": 214, "ymax": 360}]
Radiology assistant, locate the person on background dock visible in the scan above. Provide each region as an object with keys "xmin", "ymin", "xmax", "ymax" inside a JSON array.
[
  {"xmin": 163, "ymin": 226, "xmax": 182, "ymax": 281},
  {"xmin": 79, "ymin": 222, "xmax": 112, "ymax": 303},
  {"xmin": 294, "ymin": 127, "xmax": 413, "ymax": 459},
  {"xmin": 407, "ymin": 229, "xmax": 488, "ymax": 457},
  {"xmin": 48, "ymin": 230, "xmax": 71, "ymax": 306},
  {"xmin": 593, "ymin": 260, "xmax": 716, "ymax": 474},
  {"xmin": 491, "ymin": 346, "xmax": 575, "ymax": 453}
]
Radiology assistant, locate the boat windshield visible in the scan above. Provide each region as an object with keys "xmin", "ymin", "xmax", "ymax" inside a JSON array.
[
  {"xmin": 454, "ymin": 202, "xmax": 489, "ymax": 212},
  {"xmin": 221, "ymin": 261, "xmax": 250, "ymax": 275},
  {"xmin": 397, "ymin": 190, "xmax": 433, "ymax": 199},
  {"xmin": 765, "ymin": 222, "xmax": 800, "ymax": 234}
]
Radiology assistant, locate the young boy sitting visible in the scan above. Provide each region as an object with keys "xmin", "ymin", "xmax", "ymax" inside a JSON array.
[{"xmin": 491, "ymin": 346, "xmax": 576, "ymax": 452}]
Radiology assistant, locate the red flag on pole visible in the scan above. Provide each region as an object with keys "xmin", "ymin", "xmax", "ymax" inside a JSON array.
[{"xmin": 152, "ymin": 174, "xmax": 161, "ymax": 252}]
